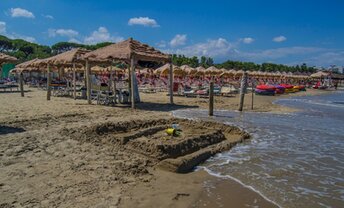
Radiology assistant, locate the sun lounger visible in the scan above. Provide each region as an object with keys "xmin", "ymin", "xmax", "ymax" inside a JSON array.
[{"xmin": 220, "ymin": 86, "xmax": 237, "ymax": 97}]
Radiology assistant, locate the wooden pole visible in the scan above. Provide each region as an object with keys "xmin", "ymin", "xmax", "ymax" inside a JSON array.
[
  {"xmin": 112, "ymin": 62, "xmax": 117, "ymax": 103},
  {"xmin": 19, "ymin": 72, "xmax": 24, "ymax": 97},
  {"xmin": 84, "ymin": 66, "xmax": 87, "ymax": 87},
  {"xmin": 238, "ymin": 72, "xmax": 248, "ymax": 111},
  {"xmin": 47, "ymin": 64, "xmax": 51, "ymax": 100},
  {"xmin": 169, "ymin": 57, "xmax": 174, "ymax": 104},
  {"xmin": 73, "ymin": 62, "xmax": 76, "ymax": 99},
  {"xmin": 130, "ymin": 55, "xmax": 136, "ymax": 109},
  {"xmin": 86, "ymin": 59, "xmax": 91, "ymax": 104},
  {"xmin": 128, "ymin": 64, "xmax": 131, "ymax": 103},
  {"xmin": 251, "ymin": 78, "xmax": 254, "ymax": 110},
  {"xmin": 209, "ymin": 78, "xmax": 214, "ymax": 116}
]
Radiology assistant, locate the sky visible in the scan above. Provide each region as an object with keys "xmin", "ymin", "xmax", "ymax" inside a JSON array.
[{"xmin": 1, "ymin": 0, "xmax": 344, "ymax": 67}]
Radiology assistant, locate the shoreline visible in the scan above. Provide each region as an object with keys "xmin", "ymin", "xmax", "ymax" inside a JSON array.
[{"xmin": 0, "ymin": 88, "xmax": 335, "ymax": 207}]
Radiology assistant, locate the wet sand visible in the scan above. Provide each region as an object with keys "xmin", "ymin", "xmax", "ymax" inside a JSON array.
[{"xmin": 0, "ymin": 88, "xmax": 331, "ymax": 207}]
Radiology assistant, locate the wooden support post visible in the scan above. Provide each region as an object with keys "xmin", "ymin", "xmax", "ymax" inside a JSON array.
[
  {"xmin": 86, "ymin": 59, "xmax": 91, "ymax": 104},
  {"xmin": 209, "ymin": 78, "xmax": 214, "ymax": 116},
  {"xmin": 47, "ymin": 64, "xmax": 51, "ymax": 100},
  {"xmin": 84, "ymin": 66, "xmax": 87, "ymax": 87},
  {"xmin": 73, "ymin": 63, "xmax": 76, "ymax": 99},
  {"xmin": 113, "ymin": 65, "xmax": 117, "ymax": 104},
  {"xmin": 128, "ymin": 64, "xmax": 131, "ymax": 103},
  {"xmin": 251, "ymin": 79, "xmax": 254, "ymax": 110},
  {"xmin": 130, "ymin": 55, "xmax": 135, "ymax": 109},
  {"xmin": 169, "ymin": 58, "xmax": 174, "ymax": 104},
  {"xmin": 19, "ymin": 72, "xmax": 24, "ymax": 97},
  {"xmin": 238, "ymin": 72, "xmax": 248, "ymax": 112}
]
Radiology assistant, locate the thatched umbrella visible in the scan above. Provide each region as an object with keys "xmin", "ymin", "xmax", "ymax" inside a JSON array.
[
  {"xmin": 310, "ymin": 71, "xmax": 329, "ymax": 78},
  {"xmin": 206, "ymin": 66, "xmax": 222, "ymax": 76},
  {"xmin": 194, "ymin": 66, "xmax": 206, "ymax": 77},
  {"xmin": 180, "ymin": 65, "xmax": 197, "ymax": 76},
  {"xmin": 235, "ymin": 70, "xmax": 244, "ymax": 77},
  {"xmin": 83, "ymin": 38, "xmax": 171, "ymax": 107},
  {"xmin": 31, "ymin": 48, "xmax": 90, "ymax": 100},
  {"xmin": 0, "ymin": 52, "xmax": 17, "ymax": 65},
  {"xmin": 154, "ymin": 63, "xmax": 169, "ymax": 75},
  {"xmin": 157, "ymin": 64, "xmax": 186, "ymax": 77}
]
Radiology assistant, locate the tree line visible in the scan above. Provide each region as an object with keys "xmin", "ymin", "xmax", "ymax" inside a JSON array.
[
  {"xmin": 172, "ymin": 54, "xmax": 316, "ymax": 73},
  {"xmin": 0, "ymin": 35, "xmax": 316, "ymax": 73}
]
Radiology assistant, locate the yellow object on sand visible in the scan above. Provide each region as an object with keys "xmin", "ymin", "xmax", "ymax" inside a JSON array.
[{"xmin": 166, "ymin": 128, "xmax": 175, "ymax": 135}]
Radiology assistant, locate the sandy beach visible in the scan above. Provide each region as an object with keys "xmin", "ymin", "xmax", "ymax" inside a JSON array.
[{"xmin": 0, "ymin": 88, "xmax": 332, "ymax": 208}]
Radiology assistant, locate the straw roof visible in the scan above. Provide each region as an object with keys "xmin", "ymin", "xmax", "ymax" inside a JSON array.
[
  {"xmin": 154, "ymin": 63, "xmax": 186, "ymax": 76},
  {"xmin": 84, "ymin": 38, "xmax": 170, "ymax": 63},
  {"xmin": 32, "ymin": 48, "xmax": 90, "ymax": 67},
  {"xmin": 205, "ymin": 66, "xmax": 220, "ymax": 75},
  {"xmin": 193, "ymin": 66, "xmax": 206, "ymax": 76},
  {"xmin": 0, "ymin": 52, "xmax": 17, "ymax": 64},
  {"xmin": 16, "ymin": 58, "xmax": 40, "ymax": 68},
  {"xmin": 180, "ymin": 65, "xmax": 197, "ymax": 75},
  {"xmin": 310, "ymin": 71, "xmax": 329, "ymax": 78},
  {"xmin": 235, "ymin": 70, "xmax": 244, "ymax": 75},
  {"xmin": 154, "ymin": 63, "xmax": 169, "ymax": 75}
]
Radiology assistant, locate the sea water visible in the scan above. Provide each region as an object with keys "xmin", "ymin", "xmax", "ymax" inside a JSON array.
[{"xmin": 173, "ymin": 91, "xmax": 344, "ymax": 208}]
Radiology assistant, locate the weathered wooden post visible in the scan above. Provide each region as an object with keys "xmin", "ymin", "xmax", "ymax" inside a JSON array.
[
  {"xmin": 169, "ymin": 57, "xmax": 174, "ymax": 104},
  {"xmin": 128, "ymin": 64, "xmax": 131, "ymax": 103},
  {"xmin": 86, "ymin": 59, "xmax": 91, "ymax": 104},
  {"xmin": 251, "ymin": 78, "xmax": 255, "ymax": 110},
  {"xmin": 238, "ymin": 72, "xmax": 248, "ymax": 111},
  {"xmin": 209, "ymin": 78, "xmax": 214, "ymax": 116},
  {"xmin": 47, "ymin": 64, "xmax": 52, "ymax": 100},
  {"xmin": 130, "ymin": 54, "xmax": 135, "ymax": 109},
  {"xmin": 19, "ymin": 72, "xmax": 24, "ymax": 97},
  {"xmin": 73, "ymin": 62, "xmax": 76, "ymax": 99}
]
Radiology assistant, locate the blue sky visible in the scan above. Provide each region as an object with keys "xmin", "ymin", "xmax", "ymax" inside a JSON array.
[{"xmin": 1, "ymin": 0, "xmax": 344, "ymax": 67}]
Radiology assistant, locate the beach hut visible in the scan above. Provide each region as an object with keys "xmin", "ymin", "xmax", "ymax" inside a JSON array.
[{"xmin": 84, "ymin": 38, "xmax": 171, "ymax": 108}]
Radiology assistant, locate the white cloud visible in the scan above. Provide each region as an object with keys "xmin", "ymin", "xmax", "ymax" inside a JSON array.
[
  {"xmin": 84, "ymin": 27, "xmax": 124, "ymax": 44},
  {"xmin": 48, "ymin": 29, "xmax": 79, "ymax": 38},
  {"xmin": 0, "ymin": 21, "xmax": 6, "ymax": 34},
  {"xmin": 0, "ymin": 21, "xmax": 35, "ymax": 42},
  {"xmin": 10, "ymin": 8, "xmax": 35, "ymax": 18},
  {"xmin": 156, "ymin": 40, "xmax": 167, "ymax": 48},
  {"xmin": 273, "ymin": 35, "xmax": 287, "ymax": 42},
  {"xmin": 68, "ymin": 38, "xmax": 81, "ymax": 44},
  {"xmin": 305, "ymin": 51, "xmax": 344, "ymax": 66},
  {"xmin": 240, "ymin": 47, "xmax": 325, "ymax": 60},
  {"xmin": 12, "ymin": 34, "xmax": 36, "ymax": 43},
  {"xmin": 241, "ymin": 37, "xmax": 254, "ymax": 44},
  {"xmin": 170, "ymin": 34, "xmax": 187, "ymax": 47},
  {"xmin": 128, "ymin": 17, "xmax": 159, "ymax": 27},
  {"xmin": 43, "ymin": 14, "xmax": 54, "ymax": 19},
  {"xmin": 173, "ymin": 38, "xmax": 235, "ymax": 58}
]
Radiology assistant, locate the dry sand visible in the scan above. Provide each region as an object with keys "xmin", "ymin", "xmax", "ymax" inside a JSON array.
[{"xmin": 0, "ymin": 88, "xmax": 331, "ymax": 207}]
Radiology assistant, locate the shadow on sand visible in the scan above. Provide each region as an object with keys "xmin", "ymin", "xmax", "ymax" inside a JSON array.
[
  {"xmin": 0, "ymin": 90, "xmax": 31, "ymax": 94},
  {"xmin": 0, "ymin": 125, "xmax": 26, "ymax": 135},
  {"xmin": 113, "ymin": 102, "xmax": 199, "ymax": 112}
]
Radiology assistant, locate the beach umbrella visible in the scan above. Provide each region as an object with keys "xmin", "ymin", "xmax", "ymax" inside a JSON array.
[
  {"xmin": 205, "ymin": 66, "xmax": 220, "ymax": 75},
  {"xmin": 235, "ymin": 70, "xmax": 244, "ymax": 77},
  {"xmin": 180, "ymin": 65, "xmax": 197, "ymax": 75},
  {"xmin": 0, "ymin": 52, "xmax": 17, "ymax": 65},
  {"xmin": 194, "ymin": 66, "xmax": 206, "ymax": 76},
  {"xmin": 310, "ymin": 71, "xmax": 329, "ymax": 78}
]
